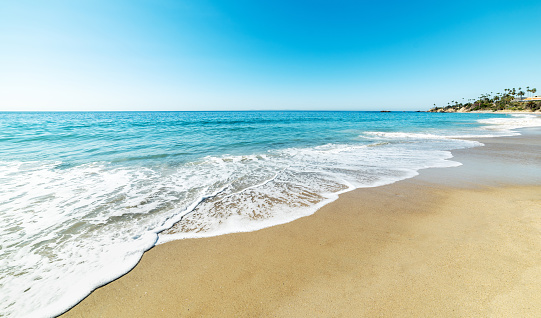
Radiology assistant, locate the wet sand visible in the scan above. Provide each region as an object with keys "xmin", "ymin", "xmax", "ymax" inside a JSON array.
[{"xmin": 63, "ymin": 129, "xmax": 541, "ymax": 317}]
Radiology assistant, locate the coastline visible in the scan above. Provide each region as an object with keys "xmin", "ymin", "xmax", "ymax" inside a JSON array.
[
  {"xmin": 62, "ymin": 128, "xmax": 541, "ymax": 317},
  {"xmin": 428, "ymin": 109, "xmax": 541, "ymax": 113},
  {"xmin": 434, "ymin": 110, "xmax": 541, "ymax": 113},
  {"xmin": 469, "ymin": 110, "xmax": 540, "ymax": 113}
]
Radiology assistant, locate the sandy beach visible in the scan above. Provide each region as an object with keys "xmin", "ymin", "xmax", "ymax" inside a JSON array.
[{"xmin": 63, "ymin": 129, "xmax": 541, "ymax": 317}]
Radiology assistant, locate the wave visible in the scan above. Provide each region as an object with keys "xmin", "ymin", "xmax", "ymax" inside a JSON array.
[
  {"xmin": 157, "ymin": 141, "xmax": 469, "ymax": 243},
  {"xmin": 478, "ymin": 113, "xmax": 541, "ymax": 131}
]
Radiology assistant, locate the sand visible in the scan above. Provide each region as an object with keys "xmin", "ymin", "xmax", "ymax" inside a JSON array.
[{"xmin": 62, "ymin": 129, "xmax": 541, "ymax": 317}]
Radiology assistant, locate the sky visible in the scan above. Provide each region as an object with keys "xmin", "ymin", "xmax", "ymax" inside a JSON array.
[{"xmin": 1, "ymin": 0, "xmax": 540, "ymax": 111}]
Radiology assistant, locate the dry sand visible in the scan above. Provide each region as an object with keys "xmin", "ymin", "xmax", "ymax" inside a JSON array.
[{"xmin": 63, "ymin": 129, "xmax": 541, "ymax": 317}]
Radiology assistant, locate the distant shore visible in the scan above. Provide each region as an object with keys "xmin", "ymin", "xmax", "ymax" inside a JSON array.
[
  {"xmin": 429, "ymin": 109, "xmax": 541, "ymax": 113},
  {"xmin": 428, "ymin": 87, "xmax": 540, "ymax": 113},
  {"xmin": 62, "ymin": 128, "xmax": 541, "ymax": 317}
]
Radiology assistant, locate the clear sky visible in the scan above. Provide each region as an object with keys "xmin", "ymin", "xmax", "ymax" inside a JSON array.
[{"xmin": 1, "ymin": 0, "xmax": 540, "ymax": 111}]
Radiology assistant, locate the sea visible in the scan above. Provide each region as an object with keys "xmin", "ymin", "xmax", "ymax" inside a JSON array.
[{"xmin": 1, "ymin": 111, "xmax": 540, "ymax": 317}]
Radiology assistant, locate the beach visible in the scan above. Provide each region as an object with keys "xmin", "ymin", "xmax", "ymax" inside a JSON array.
[
  {"xmin": 62, "ymin": 128, "xmax": 541, "ymax": 317},
  {"xmin": 3, "ymin": 1, "xmax": 541, "ymax": 316}
]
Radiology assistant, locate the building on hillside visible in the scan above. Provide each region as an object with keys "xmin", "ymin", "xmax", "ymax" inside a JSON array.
[{"xmin": 523, "ymin": 96, "xmax": 541, "ymax": 101}]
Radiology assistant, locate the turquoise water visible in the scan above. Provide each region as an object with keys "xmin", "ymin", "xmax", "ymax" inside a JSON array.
[
  {"xmin": 1, "ymin": 111, "xmax": 539, "ymax": 317},
  {"xmin": 0, "ymin": 111, "xmax": 514, "ymax": 164}
]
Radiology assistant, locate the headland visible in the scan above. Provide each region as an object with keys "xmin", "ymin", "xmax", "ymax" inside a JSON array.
[{"xmin": 429, "ymin": 87, "xmax": 541, "ymax": 113}]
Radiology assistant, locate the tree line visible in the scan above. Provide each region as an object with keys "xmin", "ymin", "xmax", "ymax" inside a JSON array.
[{"xmin": 429, "ymin": 87, "xmax": 540, "ymax": 112}]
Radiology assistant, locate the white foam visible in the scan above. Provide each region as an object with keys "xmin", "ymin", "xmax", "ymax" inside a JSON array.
[
  {"xmin": 364, "ymin": 131, "xmax": 454, "ymax": 139},
  {"xmin": 363, "ymin": 131, "xmax": 498, "ymax": 140},
  {"xmin": 0, "ymin": 160, "xmax": 252, "ymax": 317},
  {"xmin": 158, "ymin": 140, "xmax": 471, "ymax": 244},
  {"xmin": 478, "ymin": 113, "xmax": 541, "ymax": 131}
]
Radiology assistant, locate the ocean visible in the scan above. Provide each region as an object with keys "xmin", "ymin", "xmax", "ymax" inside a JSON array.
[{"xmin": 1, "ymin": 111, "xmax": 540, "ymax": 317}]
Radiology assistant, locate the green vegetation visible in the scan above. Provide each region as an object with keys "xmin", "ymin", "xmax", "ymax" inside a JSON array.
[{"xmin": 429, "ymin": 87, "xmax": 540, "ymax": 112}]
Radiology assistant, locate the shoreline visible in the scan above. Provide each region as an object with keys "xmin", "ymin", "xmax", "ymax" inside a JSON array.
[
  {"xmin": 63, "ymin": 128, "xmax": 541, "ymax": 317},
  {"xmin": 468, "ymin": 110, "xmax": 540, "ymax": 113},
  {"xmin": 429, "ymin": 110, "xmax": 541, "ymax": 113}
]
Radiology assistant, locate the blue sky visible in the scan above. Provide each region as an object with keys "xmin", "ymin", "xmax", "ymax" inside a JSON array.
[{"xmin": 1, "ymin": 0, "xmax": 540, "ymax": 111}]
